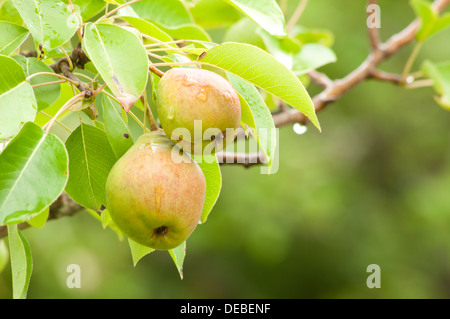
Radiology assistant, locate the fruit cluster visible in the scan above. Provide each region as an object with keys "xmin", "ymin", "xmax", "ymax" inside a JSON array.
[{"xmin": 105, "ymin": 68, "xmax": 241, "ymax": 250}]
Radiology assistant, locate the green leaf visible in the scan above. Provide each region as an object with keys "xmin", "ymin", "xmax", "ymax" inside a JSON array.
[
  {"xmin": 291, "ymin": 26, "xmax": 334, "ymax": 47},
  {"xmin": 292, "ymin": 43, "xmax": 336, "ymax": 75},
  {"xmin": 169, "ymin": 241, "xmax": 186, "ymax": 279},
  {"xmin": 12, "ymin": 0, "xmax": 81, "ymax": 52},
  {"xmin": 0, "ymin": 122, "xmax": 69, "ymax": 225},
  {"xmin": 7, "ymin": 224, "xmax": 32, "ymax": 299},
  {"xmin": 159, "ymin": 24, "xmax": 211, "ymax": 42},
  {"xmin": 128, "ymin": 238, "xmax": 154, "ymax": 266},
  {"xmin": 191, "ymin": 0, "xmax": 241, "ymax": 28},
  {"xmin": 65, "ymin": 123, "xmax": 117, "ymax": 212},
  {"xmin": 223, "ymin": 0, "xmax": 286, "ymax": 36},
  {"xmin": 66, "ymin": 0, "xmax": 106, "ymax": 21},
  {"xmin": 192, "ymin": 154, "xmax": 222, "ymax": 223},
  {"xmin": 127, "ymin": 0, "xmax": 194, "ymax": 28},
  {"xmin": 0, "ymin": 21, "xmax": 29, "ymax": 55},
  {"xmin": 229, "ymin": 74, "xmax": 275, "ymax": 165},
  {"xmin": 119, "ymin": 16, "xmax": 175, "ymax": 45},
  {"xmin": 27, "ymin": 206, "xmax": 49, "ymax": 228},
  {"xmin": 259, "ymin": 30, "xmax": 336, "ymax": 75},
  {"xmin": 0, "ymin": 1, "xmax": 23, "ymax": 25},
  {"xmin": 100, "ymin": 208, "xmax": 111, "ymax": 229},
  {"xmin": 82, "ymin": 23, "xmax": 149, "ymax": 112},
  {"xmin": 0, "ymin": 55, "xmax": 37, "ymax": 140},
  {"xmin": 199, "ymin": 42, "xmax": 320, "ymax": 130},
  {"xmin": 411, "ymin": 0, "xmax": 450, "ymax": 41},
  {"xmin": 237, "ymin": 90, "xmax": 255, "ymax": 131},
  {"xmin": 102, "ymin": 95, "xmax": 134, "ymax": 158},
  {"xmin": 86, "ymin": 208, "xmax": 124, "ymax": 240},
  {"xmin": 13, "ymin": 55, "xmax": 61, "ymax": 111},
  {"xmin": 0, "ymin": 239, "xmax": 8, "ymax": 273},
  {"xmin": 223, "ymin": 18, "xmax": 265, "ymax": 49},
  {"xmin": 422, "ymin": 60, "xmax": 450, "ymax": 110},
  {"xmin": 119, "ymin": 5, "xmax": 210, "ymax": 41}
]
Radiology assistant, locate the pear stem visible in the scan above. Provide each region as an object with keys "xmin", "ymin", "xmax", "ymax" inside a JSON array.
[{"xmin": 141, "ymin": 94, "xmax": 159, "ymax": 131}]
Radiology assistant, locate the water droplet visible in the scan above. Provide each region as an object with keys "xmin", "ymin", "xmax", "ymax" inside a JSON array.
[
  {"xmin": 167, "ymin": 107, "xmax": 175, "ymax": 120},
  {"xmin": 184, "ymin": 74, "xmax": 198, "ymax": 86},
  {"xmin": 197, "ymin": 93, "xmax": 207, "ymax": 101},
  {"xmin": 293, "ymin": 123, "xmax": 308, "ymax": 135}
]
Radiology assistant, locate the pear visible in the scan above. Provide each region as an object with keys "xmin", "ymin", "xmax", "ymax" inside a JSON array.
[
  {"xmin": 105, "ymin": 130, "xmax": 206, "ymax": 250},
  {"xmin": 155, "ymin": 68, "xmax": 241, "ymax": 155}
]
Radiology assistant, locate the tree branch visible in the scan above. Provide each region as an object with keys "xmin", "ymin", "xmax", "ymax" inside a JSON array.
[
  {"xmin": 216, "ymin": 151, "xmax": 267, "ymax": 168},
  {"xmin": 0, "ymin": 193, "xmax": 84, "ymax": 239},
  {"xmin": 272, "ymin": 0, "xmax": 450, "ymax": 128},
  {"xmin": 367, "ymin": 0, "xmax": 381, "ymax": 51},
  {"xmin": 49, "ymin": 43, "xmax": 90, "ymax": 92}
]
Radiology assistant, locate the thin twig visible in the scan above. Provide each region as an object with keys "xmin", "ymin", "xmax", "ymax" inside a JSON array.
[
  {"xmin": 216, "ymin": 152, "xmax": 267, "ymax": 168},
  {"xmin": 128, "ymin": 110, "xmax": 146, "ymax": 129},
  {"xmin": 147, "ymin": 51, "xmax": 167, "ymax": 62},
  {"xmin": 43, "ymin": 92, "xmax": 85, "ymax": 134},
  {"xmin": 367, "ymin": 0, "xmax": 381, "ymax": 51},
  {"xmin": 149, "ymin": 65, "xmax": 165, "ymax": 77},
  {"xmin": 144, "ymin": 39, "xmax": 215, "ymax": 48},
  {"xmin": 404, "ymin": 79, "xmax": 434, "ymax": 89},
  {"xmin": 286, "ymin": 0, "xmax": 309, "ymax": 33},
  {"xmin": 26, "ymin": 72, "xmax": 79, "ymax": 85},
  {"xmin": 308, "ymin": 70, "xmax": 333, "ymax": 89},
  {"xmin": 140, "ymin": 94, "xmax": 159, "ymax": 131},
  {"xmin": 31, "ymin": 79, "xmax": 66, "ymax": 88},
  {"xmin": 40, "ymin": 111, "xmax": 72, "ymax": 133},
  {"xmin": 369, "ymin": 70, "xmax": 403, "ymax": 84},
  {"xmin": 96, "ymin": 0, "xmax": 141, "ymax": 23},
  {"xmin": 401, "ymin": 41, "xmax": 423, "ymax": 83},
  {"xmin": 151, "ymin": 61, "xmax": 202, "ymax": 68}
]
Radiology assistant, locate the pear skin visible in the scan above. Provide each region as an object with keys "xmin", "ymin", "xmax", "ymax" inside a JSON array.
[
  {"xmin": 105, "ymin": 130, "xmax": 206, "ymax": 250},
  {"xmin": 155, "ymin": 68, "xmax": 241, "ymax": 154}
]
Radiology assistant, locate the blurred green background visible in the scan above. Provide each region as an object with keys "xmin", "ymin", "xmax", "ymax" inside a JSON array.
[{"xmin": 1, "ymin": 0, "xmax": 450, "ymax": 298}]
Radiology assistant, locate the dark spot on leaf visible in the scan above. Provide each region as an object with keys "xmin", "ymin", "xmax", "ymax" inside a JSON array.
[
  {"xmin": 111, "ymin": 74, "xmax": 123, "ymax": 93},
  {"xmin": 123, "ymin": 133, "xmax": 129, "ymax": 139},
  {"xmin": 100, "ymin": 205, "xmax": 106, "ymax": 211},
  {"xmin": 96, "ymin": 211, "xmax": 101, "ymax": 216},
  {"xmin": 199, "ymin": 51, "xmax": 207, "ymax": 60}
]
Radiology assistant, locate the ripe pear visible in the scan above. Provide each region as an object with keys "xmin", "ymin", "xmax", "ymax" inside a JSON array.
[
  {"xmin": 105, "ymin": 130, "xmax": 206, "ymax": 250},
  {"xmin": 155, "ymin": 68, "xmax": 241, "ymax": 155}
]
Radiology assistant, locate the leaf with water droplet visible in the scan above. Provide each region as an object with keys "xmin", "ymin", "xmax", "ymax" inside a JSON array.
[{"xmin": 12, "ymin": 0, "xmax": 81, "ymax": 52}]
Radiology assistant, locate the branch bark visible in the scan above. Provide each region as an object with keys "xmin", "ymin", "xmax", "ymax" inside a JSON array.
[
  {"xmin": 0, "ymin": 193, "xmax": 84, "ymax": 239},
  {"xmin": 48, "ymin": 43, "xmax": 90, "ymax": 92},
  {"xmin": 217, "ymin": 151, "xmax": 267, "ymax": 167},
  {"xmin": 272, "ymin": 0, "xmax": 450, "ymax": 128},
  {"xmin": 367, "ymin": 0, "xmax": 381, "ymax": 50}
]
